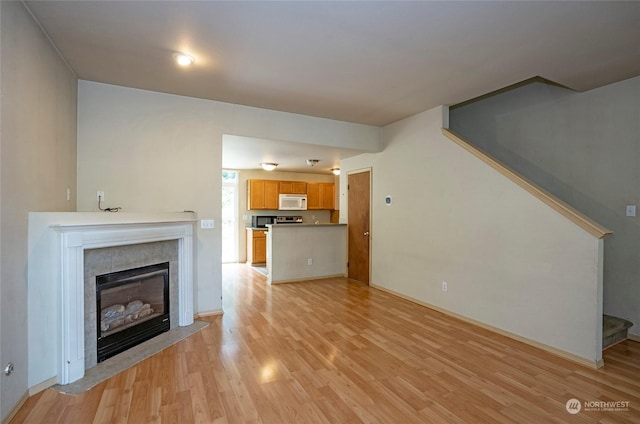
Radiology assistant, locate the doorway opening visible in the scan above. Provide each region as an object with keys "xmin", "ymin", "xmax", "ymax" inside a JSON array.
[{"xmin": 222, "ymin": 170, "xmax": 239, "ymax": 263}]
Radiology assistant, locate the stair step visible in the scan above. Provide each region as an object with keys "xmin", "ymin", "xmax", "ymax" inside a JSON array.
[{"xmin": 603, "ymin": 315, "xmax": 633, "ymax": 349}]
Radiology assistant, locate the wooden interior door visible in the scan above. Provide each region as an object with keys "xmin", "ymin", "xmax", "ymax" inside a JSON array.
[{"xmin": 348, "ymin": 170, "xmax": 371, "ymax": 284}]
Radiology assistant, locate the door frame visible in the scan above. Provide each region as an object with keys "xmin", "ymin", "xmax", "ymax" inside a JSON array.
[
  {"xmin": 221, "ymin": 170, "xmax": 239, "ymax": 263},
  {"xmin": 347, "ymin": 167, "xmax": 372, "ymax": 284}
]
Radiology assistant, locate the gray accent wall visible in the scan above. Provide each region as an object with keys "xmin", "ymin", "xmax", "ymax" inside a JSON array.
[
  {"xmin": 450, "ymin": 77, "xmax": 640, "ymax": 336},
  {"xmin": 0, "ymin": 1, "xmax": 77, "ymax": 419}
]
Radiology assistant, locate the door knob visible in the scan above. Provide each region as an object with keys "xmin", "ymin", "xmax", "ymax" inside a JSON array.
[{"xmin": 364, "ymin": 231, "xmax": 370, "ymax": 236}]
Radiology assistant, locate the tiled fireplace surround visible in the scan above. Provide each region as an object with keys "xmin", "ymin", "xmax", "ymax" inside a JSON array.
[{"xmin": 83, "ymin": 240, "xmax": 180, "ymax": 369}]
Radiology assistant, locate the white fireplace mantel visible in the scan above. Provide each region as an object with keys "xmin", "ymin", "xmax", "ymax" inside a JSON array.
[{"xmin": 28, "ymin": 214, "xmax": 196, "ymax": 386}]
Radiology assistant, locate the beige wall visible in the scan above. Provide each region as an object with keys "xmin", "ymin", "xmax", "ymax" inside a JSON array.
[
  {"xmin": 341, "ymin": 106, "xmax": 604, "ymax": 365},
  {"xmin": 268, "ymin": 225, "xmax": 347, "ymax": 283},
  {"xmin": 77, "ymin": 81, "xmax": 379, "ymax": 316},
  {"xmin": 235, "ymin": 170, "xmax": 335, "ymax": 262},
  {"xmin": 450, "ymin": 77, "xmax": 640, "ymax": 336},
  {"xmin": 0, "ymin": 1, "xmax": 77, "ymax": 419}
]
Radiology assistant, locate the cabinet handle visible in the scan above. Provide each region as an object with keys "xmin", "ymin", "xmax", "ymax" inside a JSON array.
[{"xmin": 364, "ymin": 231, "xmax": 370, "ymax": 236}]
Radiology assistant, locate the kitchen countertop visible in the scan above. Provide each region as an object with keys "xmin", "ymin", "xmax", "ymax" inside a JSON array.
[
  {"xmin": 247, "ymin": 223, "xmax": 346, "ymax": 231},
  {"xmin": 267, "ymin": 223, "xmax": 346, "ymax": 228}
]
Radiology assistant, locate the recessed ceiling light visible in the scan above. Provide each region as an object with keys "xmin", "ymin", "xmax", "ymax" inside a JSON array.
[{"xmin": 174, "ymin": 53, "xmax": 195, "ymax": 66}]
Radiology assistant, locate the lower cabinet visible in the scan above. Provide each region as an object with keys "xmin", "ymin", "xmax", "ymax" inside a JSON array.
[{"xmin": 247, "ymin": 228, "xmax": 267, "ymax": 264}]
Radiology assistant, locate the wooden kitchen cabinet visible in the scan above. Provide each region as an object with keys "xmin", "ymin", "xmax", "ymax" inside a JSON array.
[
  {"xmin": 307, "ymin": 183, "xmax": 320, "ymax": 209},
  {"xmin": 249, "ymin": 179, "xmax": 334, "ymax": 210},
  {"xmin": 248, "ymin": 179, "xmax": 279, "ymax": 210},
  {"xmin": 247, "ymin": 228, "xmax": 268, "ymax": 264},
  {"xmin": 279, "ymin": 181, "xmax": 307, "ymax": 194},
  {"xmin": 320, "ymin": 183, "xmax": 335, "ymax": 209},
  {"xmin": 307, "ymin": 182, "xmax": 335, "ymax": 210}
]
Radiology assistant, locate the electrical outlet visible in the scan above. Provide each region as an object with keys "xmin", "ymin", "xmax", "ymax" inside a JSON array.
[
  {"xmin": 96, "ymin": 191, "xmax": 105, "ymax": 201},
  {"xmin": 308, "ymin": 258, "xmax": 313, "ymax": 265},
  {"xmin": 442, "ymin": 281, "xmax": 448, "ymax": 292},
  {"xmin": 66, "ymin": 188, "xmax": 71, "ymax": 201}
]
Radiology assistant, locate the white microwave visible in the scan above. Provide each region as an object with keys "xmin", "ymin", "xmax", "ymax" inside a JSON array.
[{"xmin": 279, "ymin": 194, "xmax": 307, "ymax": 210}]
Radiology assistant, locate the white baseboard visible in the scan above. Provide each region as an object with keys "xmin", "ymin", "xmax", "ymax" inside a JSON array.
[
  {"xmin": 29, "ymin": 376, "xmax": 57, "ymax": 396},
  {"xmin": 2, "ymin": 376, "xmax": 59, "ymax": 423},
  {"xmin": 269, "ymin": 273, "xmax": 347, "ymax": 285},
  {"xmin": 194, "ymin": 309, "xmax": 223, "ymax": 318},
  {"xmin": 371, "ymin": 283, "xmax": 603, "ymax": 370},
  {"xmin": 1, "ymin": 390, "xmax": 29, "ymax": 424}
]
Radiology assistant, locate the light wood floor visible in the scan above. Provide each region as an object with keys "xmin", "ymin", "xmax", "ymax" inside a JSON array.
[{"xmin": 10, "ymin": 264, "xmax": 640, "ymax": 423}]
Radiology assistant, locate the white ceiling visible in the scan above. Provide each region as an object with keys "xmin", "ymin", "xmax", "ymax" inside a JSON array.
[
  {"xmin": 25, "ymin": 0, "xmax": 640, "ymax": 173},
  {"xmin": 222, "ymin": 134, "xmax": 364, "ymax": 174}
]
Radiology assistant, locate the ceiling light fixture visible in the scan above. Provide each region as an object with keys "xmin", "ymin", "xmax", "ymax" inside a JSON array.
[
  {"xmin": 331, "ymin": 168, "xmax": 341, "ymax": 175},
  {"xmin": 260, "ymin": 162, "xmax": 278, "ymax": 171},
  {"xmin": 306, "ymin": 159, "xmax": 320, "ymax": 167},
  {"xmin": 174, "ymin": 53, "xmax": 195, "ymax": 66}
]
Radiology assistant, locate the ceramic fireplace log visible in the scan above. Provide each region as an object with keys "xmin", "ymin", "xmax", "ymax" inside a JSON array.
[{"xmin": 101, "ymin": 303, "xmax": 153, "ymax": 331}]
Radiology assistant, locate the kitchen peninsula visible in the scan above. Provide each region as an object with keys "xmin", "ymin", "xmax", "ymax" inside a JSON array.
[{"xmin": 266, "ymin": 223, "xmax": 347, "ymax": 284}]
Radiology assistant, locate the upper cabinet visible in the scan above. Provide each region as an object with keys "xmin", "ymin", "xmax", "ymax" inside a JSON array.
[
  {"xmin": 248, "ymin": 179, "xmax": 335, "ymax": 210},
  {"xmin": 248, "ymin": 179, "xmax": 279, "ymax": 210},
  {"xmin": 279, "ymin": 181, "xmax": 307, "ymax": 194},
  {"xmin": 307, "ymin": 182, "xmax": 335, "ymax": 210}
]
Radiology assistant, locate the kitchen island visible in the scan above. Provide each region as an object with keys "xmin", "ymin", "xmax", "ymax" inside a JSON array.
[{"xmin": 266, "ymin": 223, "xmax": 347, "ymax": 284}]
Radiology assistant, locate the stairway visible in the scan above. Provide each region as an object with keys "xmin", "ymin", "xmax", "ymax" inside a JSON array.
[{"xmin": 603, "ymin": 315, "xmax": 633, "ymax": 349}]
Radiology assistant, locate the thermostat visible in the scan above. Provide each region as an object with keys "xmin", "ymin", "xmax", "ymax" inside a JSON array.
[{"xmin": 385, "ymin": 195, "xmax": 392, "ymax": 206}]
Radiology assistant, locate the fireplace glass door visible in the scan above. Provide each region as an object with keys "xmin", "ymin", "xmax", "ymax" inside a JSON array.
[{"xmin": 96, "ymin": 262, "xmax": 170, "ymax": 362}]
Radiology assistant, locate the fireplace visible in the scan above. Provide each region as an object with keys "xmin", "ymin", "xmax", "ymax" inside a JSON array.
[
  {"xmin": 27, "ymin": 214, "xmax": 195, "ymax": 385},
  {"xmin": 96, "ymin": 262, "xmax": 170, "ymax": 362}
]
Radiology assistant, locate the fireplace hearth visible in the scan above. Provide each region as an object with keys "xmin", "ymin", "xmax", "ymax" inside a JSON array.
[{"xmin": 96, "ymin": 262, "xmax": 170, "ymax": 362}]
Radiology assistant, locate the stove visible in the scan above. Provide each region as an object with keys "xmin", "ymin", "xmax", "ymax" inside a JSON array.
[{"xmin": 275, "ymin": 216, "xmax": 303, "ymax": 224}]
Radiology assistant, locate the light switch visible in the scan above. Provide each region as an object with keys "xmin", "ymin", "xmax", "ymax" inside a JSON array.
[
  {"xmin": 200, "ymin": 219, "xmax": 215, "ymax": 229},
  {"xmin": 626, "ymin": 205, "xmax": 636, "ymax": 217}
]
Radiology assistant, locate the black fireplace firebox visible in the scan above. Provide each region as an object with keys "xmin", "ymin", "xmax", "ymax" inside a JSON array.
[{"xmin": 96, "ymin": 262, "xmax": 170, "ymax": 362}]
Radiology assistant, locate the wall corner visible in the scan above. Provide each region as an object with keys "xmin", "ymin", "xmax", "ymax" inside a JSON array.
[{"xmin": 441, "ymin": 105, "xmax": 450, "ymax": 129}]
